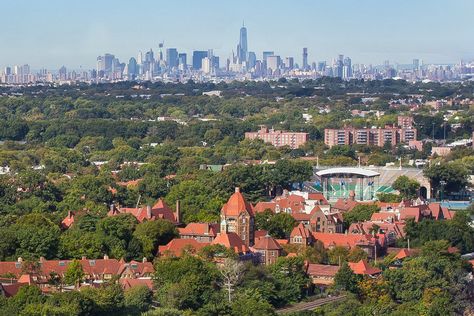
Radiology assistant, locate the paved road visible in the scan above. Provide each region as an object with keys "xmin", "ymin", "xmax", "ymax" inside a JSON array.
[{"xmin": 277, "ymin": 295, "xmax": 346, "ymax": 314}]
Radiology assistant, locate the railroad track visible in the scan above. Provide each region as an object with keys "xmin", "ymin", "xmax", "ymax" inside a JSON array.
[{"xmin": 276, "ymin": 295, "xmax": 346, "ymax": 314}]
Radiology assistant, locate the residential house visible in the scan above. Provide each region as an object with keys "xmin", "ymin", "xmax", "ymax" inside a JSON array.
[
  {"xmin": 178, "ymin": 223, "xmax": 219, "ymax": 243},
  {"xmin": 252, "ymin": 235, "xmax": 283, "ymax": 265}
]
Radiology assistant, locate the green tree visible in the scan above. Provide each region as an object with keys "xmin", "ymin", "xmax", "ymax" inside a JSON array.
[
  {"xmin": 343, "ymin": 204, "xmax": 380, "ymax": 229},
  {"xmin": 424, "ymin": 161, "xmax": 469, "ymax": 197},
  {"xmin": 124, "ymin": 285, "xmax": 153, "ymax": 314},
  {"xmin": 392, "ymin": 176, "xmax": 420, "ymax": 200},
  {"xmin": 133, "ymin": 219, "xmax": 177, "ymax": 259},
  {"xmin": 334, "ymin": 262, "xmax": 361, "ymax": 293},
  {"xmin": 64, "ymin": 259, "xmax": 85, "ymax": 289}
]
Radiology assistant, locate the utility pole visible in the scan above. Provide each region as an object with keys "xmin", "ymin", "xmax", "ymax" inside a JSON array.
[{"xmin": 432, "ymin": 122, "xmax": 435, "ymax": 140}]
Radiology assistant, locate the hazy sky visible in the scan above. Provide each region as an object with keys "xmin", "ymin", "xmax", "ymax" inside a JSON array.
[{"xmin": 1, "ymin": 0, "xmax": 473, "ymax": 70}]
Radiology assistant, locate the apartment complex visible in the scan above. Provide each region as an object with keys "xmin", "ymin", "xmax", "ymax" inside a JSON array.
[
  {"xmin": 324, "ymin": 117, "xmax": 417, "ymax": 148},
  {"xmin": 245, "ymin": 126, "xmax": 309, "ymax": 149}
]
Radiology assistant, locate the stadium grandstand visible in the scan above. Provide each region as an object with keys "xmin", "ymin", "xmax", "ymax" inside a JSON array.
[{"xmin": 306, "ymin": 166, "xmax": 429, "ymax": 201}]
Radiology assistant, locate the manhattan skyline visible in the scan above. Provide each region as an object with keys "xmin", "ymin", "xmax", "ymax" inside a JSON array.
[{"xmin": 1, "ymin": 0, "xmax": 473, "ymax": 70}]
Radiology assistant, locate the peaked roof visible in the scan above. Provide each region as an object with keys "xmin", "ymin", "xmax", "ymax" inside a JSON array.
[
  {"xmin": 290, "ymin": 223, "xmax": 312, "ymax": 239},
  {"xmin": 253, "ymin": 235, "xmax": 282, "ymax": 251},
  {"xmin": 212, "ymin": 232, "xmax": 250, "ymax": 254},
  {"xmin": 333, "ymin": 198, "xmax": 360, "ymax": 212},
  {"xmin": 348, "ymin": 260, "xmax": 381, "ymax": 275},
  {"xmin": 253, "ymin": 201, "xmax": 277, "ymax": 213},
  {"xmin": 178, "ymin": 223, "xmax": 219, "ymax": 237},
  {"xmin": 110, "ymin": 198, "xmax": 177, "ymax": 223},
  {"xmin": 119, "ymin": 278, "xmax": 153, "ymax": 291},
  {"xmin": 307, "ymin": 193, "xmax": 329, "ymax": 205},
  {"xmin": 158, "ymin": 238, "xmax": 210, "ymax": 257},
  {"xmin": 306, "ymin": 264, "xmax": 340, "ymax": 277},
  {"xmin": 221, "ymin": 188, "xmax": 254, "ymax": 217},
  {"xmin": 312, "ymin": 232, "xmax": 374, "ymax": 249},
  {"xmin": 61, "ymin": 211, "xmax": 75, "ymax": 229},
  {"xmin": 395, "ymin": 248, "xmax": 415, "ymax": 260}
]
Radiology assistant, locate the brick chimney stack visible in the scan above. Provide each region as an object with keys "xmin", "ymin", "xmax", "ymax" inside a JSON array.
[{"xmin": 175, "ymin": 200, "xmax": 180, "ymax": 223}]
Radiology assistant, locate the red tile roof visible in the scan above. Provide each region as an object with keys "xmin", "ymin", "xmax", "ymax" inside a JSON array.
[
  {"xmin": 370, "ymin": 212, "xmax": 397, "ymax": 222},
  {"xmin": 333, "ymin": 198, "xmax": 360, "ymax": 212},
  {"xmin": 158, "ymin": 239, "xmax": 210, "ymax": 257},
  {"xmin": 253, "ymin": 202, "xmax": 277, "ymax": 213},
  {"xmin": 61, "ymin": 211, "xmax": 75, "ymax": 229},
  {"xmin": 0, "ymin": 282, "xmax": 28, "ymax": 297},
  {"xmin": 394, "ymin": 248, "xmax": 414, "ymax": 260},
  {"xmin": 120, "ymin": 278, "xmax": 153, "ymax": 291},
  {"xmin": 306, "ymin": 264, "xmax": 340, "ymax": 277},
  {"xmin": 253, "ymin": 235, "xmax": 282, "ymax": 251},
  {"xmin": 254, "ymin": 230, "xmax": 268, "ymax": 239},
  {"xmin": 109, "ymin": 199, "xmax": 177, "ymax": 224},
  {"xmin": 178, "ymin": 223, "xmax": 219, "ymax": 238},
  {"xmin": 348, "ymin": 260, "xmax": 381, "ymax": 275},
  {"xmin": 291, "ymin": 212, "xmax": 312, "ymax": 222},
  {"xmin": 290, "ymin": 223, "xmax": 312, "ymax": 239},
  {"xmin": 221, "ymin": 188, "xmax": 254, "ymax": 217},
  {"xmin": 399, "ymin": 207, "xmax": 422, "ymax": 222},
  {"xmin": 307, "ymin": 193, "xmax": 329, "ymax": 205},
  {"xmin": 212, "ymin": 232, "xmax": 250, "ymax": 254},
  {"xmin": 312, "ymin": 232, "xmax": 374, "ymax": 249}
]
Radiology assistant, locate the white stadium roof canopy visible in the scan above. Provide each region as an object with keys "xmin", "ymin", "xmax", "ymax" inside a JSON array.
[{"xmin": 315, "ymin": 167, "xmax": 380, "ymax": 177}]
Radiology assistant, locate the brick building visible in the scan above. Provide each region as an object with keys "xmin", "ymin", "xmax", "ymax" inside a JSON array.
[{"xmin": 245, "ymin": 126, "xmax": 309, "ymax": 149}]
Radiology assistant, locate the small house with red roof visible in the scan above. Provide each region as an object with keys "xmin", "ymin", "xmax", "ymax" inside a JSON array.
[
  {"xmin": 312, "ymin": 232, "xmax": 381, "ymax": 259},
  {"xmin": 348, "ymin": 260, "xmax": 381, "ymax": 277},
  {"xmin": 252, "ymin": 235, "xmax": 283, "ymax": 265},
  {"xmin": 289, "ymin": 223, "xmax": 314, "ymax": 247},
  {"xmin": 309, "ymin": 206, "xmax": 344, "ymax": 233},
  {"xmin": 306, "ymin": 263, "xmax": 340, "ymax": 287}
]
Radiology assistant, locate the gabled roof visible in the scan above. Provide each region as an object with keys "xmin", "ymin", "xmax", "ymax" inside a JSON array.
[
  {"xmin": 370, "ymin": 212, "xmax": 397, "ymax": 222},
  {"xmin": 312, "ymin": 232, "xmax": 374, "ymax": 249},
  {"xmin": 253, "ymin": 235, "xmax": 282, "ymax": 251},
  {"xmin": 61, "ymin": 211, "xmax": 75, "ymax": 229},
  {"xmin": 394, "ymin": 248, "xmax": 415, "ymax": 260},
  {"xmin": 221, "ymin": 188, "xmax": 254, "ymax": 217},
  {"xmin": 254, "ymin": 229, "xmax": 268, "ymax": 239},
  {"xmin": 348, "ymin": 260, "xmax": 381, "ymax": 275},
  {"xmin": 290, "ymin": 223, "xmax": 312, "ymax": 239},
  {"xmin": 253, "ymin": 202, "xmax": 277, "ymax": 213},
  {"xmin": 158, "ymin": 239, "xmax": 210, "ymax": 257},
  {"xmin": 212, "ymin": 232, "xmax": 250, "ymax": 254},
  {"xmin": 178, "ymin": 223, "xmax": 219, "ymax": 237},
  {"xmin": 307, "ymin": 193, "xmax": 329, "ymax": 205},
  {"xmin": 400, "ymin": 207, "xmax": 422, "ymax": 222},
  {"xmin": 306, "ymin": 264, "xmax": 340, "ymax": 277},
  {"xmin": 110, "ymin": 198, "xmax": 177, "ymax": 224},
  {"xmin": 333, "ymin": 198, "xmax": 360, "ymax": 212},
  {"xmin": 291, "ymin": 212, "xmax": 312, "ymax": 222},
  {"xmin": 119, "ymin": 278, "xmax": 153, "ymax": 291},
  {"xmin": 0, "ymin": 282, "xmax": 27, "ymax": 297}
]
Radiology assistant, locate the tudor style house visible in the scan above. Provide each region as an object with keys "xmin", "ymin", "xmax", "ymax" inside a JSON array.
[{"xmin": 220, "ymin": 187, "xmax": 255, "ymax": 247}]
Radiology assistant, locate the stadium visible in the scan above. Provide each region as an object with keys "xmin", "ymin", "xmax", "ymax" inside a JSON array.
[{"xmin": 306, "ymin": 166, "xmax": 430, "ymax": 201}]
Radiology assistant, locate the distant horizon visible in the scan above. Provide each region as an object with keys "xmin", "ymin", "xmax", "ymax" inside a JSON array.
[{"xmin": 1, "ymin": 0, "xmax": 473, "ymax": 70}]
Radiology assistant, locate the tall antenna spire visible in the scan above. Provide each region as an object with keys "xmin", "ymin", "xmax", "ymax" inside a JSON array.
[{"xmin": 242, "ymin": 20, "xmax": 245, "ymax": 27}]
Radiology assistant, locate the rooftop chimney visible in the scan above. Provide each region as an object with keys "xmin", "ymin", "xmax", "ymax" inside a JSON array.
[
  {"xmin": 235, "ymin": 187, "xmax": 240, "ymax": 193},
  {"xmin": 103, "ymin": 254, "xmax": 109, "ymax": 260},
  {"xmin": 17, "ymin": 257, "xmax": 23, "ymax": 263},
  {"xmin": 81, "ymin": 256, "xmax": 86, "ymax": 260},
  {"xmin": 39, "ymin": 257, "xmax": 45, "ymax": 263},
  {"xmin": 146, "ymin": 205, "xmax": 152, "ymax": 218},
  {"xmin": 175, "ymin": 200, "xmax": 180, "ymax": 223},
  {"xmin": 109, "ymin": 204, "xmax": 115, "ymax": 213},
  {"xmin": 142, "ymin": 257, "xmax": 147, "ymax": 263}
]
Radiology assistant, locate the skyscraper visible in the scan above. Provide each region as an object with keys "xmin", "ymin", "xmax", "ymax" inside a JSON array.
[
  {"xmin": 237, "ymin": 23, "xmax": 248, "ymax": 63},
  {"xmin": 192, "ymin": 51, "xmax": 208, "ymax": 70},
  {"xmin": 248, "ymin": 52, "xmax": 256, "ymax": 69},
  {"xmin": 302, "ymin": 48, "xmax": 308, "ymax": 70},
  {"xmin": 178, "ymin": 53, "xmax": 187, "ymax": 70},
  {"xmin": 343, "ymin": 57, "xmax": 352, "ymax": 79},
  {"xmin": 166, "ymin": 48, "xmax": 178, "ymax": 68},
  {"xmin": 128, "ymin": 57, "xmax": 138, "ymax": 79}
]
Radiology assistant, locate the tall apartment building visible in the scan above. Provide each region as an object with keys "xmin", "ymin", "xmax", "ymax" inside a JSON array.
[
  {"xmin": 324, "ymin": 117, "xmax": 417, "ymax": 148},
  {"xmin": 245, "ymin": 126, "xmax": 309, "ymax": 149}
]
